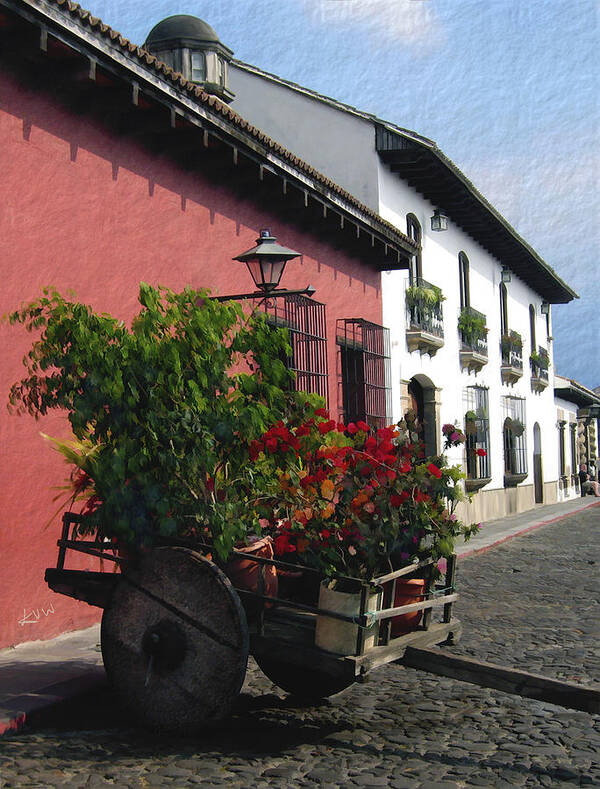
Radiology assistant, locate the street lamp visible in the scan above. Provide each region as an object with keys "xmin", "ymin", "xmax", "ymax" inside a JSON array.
[{"xmin": 213, "ymin": 229, "xmax": 315, "ymax": 302}]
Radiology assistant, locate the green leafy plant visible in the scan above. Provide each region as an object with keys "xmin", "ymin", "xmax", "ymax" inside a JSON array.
[
  {"xmin": 458, "ymin": 308, "xmax": 488, "ymax": 346},
  {"xmin": 7, "ymin": 284, "xmax": 317, "ymax": 557},
  {"xmin": 530, "ymin": 348, "xmax": 549, "ymax": 370},
  {"xmin": 501, "ymin": 330, "xmax": 523, "ymax": 356},
  {"xmin": 406, "ymin": 283, "xmax": 445, "ymax": 309}
]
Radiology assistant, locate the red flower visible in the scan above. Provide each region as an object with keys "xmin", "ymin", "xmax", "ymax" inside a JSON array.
[
  {"xmin": 337, "ymin": 422, "xmax": 346, "ymax": 432},
  {"xmin": 274, "ymin": 534, "xmax": 296, "ymax": 555},
  {"xmin": 475, "ymin": 448, "xmax": 487, "ymax": 457},
  {"xmin": 265, "ymin": 437, "xmax": 278, "ymax": 453},
  {"xmin": 427, "ymin": 463, "xmax": 442, "ymax": 479},
  {"xmin": 249, "ymin": 440, "xmax": 263, "ymax": 460},
  {"xmin": 347, "ymin": 422, "xmax": 359, "ymax": 435},
  {"xmin": 295, "ymin": 423, "xmax": 311, "ymax": 437},
  {"xmin": 320, "ymin": 529, "xmax": 331, "ymax": 539},
  {"xmin": 357, "ymin": 421, "xmax": 370, "ymax": 432},
  {"xmin": 415, "ymin": 490, "xmax": 430, "ymax": 503},
  {"xmin": 398, "ymin": 461, "xmax": 411, "ymax": 474},
  {"xmin": 314, "ymin": 408, "xmax": 329, "ymax": 418},
  {"xmin": 390, "ymin": 491, "xmax": 409, "ymax": 506},
  {"xmin": 318, "ymin": 419, "xmax": 336, "ymax": 435}
]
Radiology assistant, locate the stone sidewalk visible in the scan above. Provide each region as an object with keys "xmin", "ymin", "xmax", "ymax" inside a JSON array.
[{"xmin": 1, "ymin": 496, "xmax": 598, "ymax": 737}]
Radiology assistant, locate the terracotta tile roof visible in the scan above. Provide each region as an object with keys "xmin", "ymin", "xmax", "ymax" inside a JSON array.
[{"xmin": 37, "ymin": 0, "xmax": 416, "ymax": 251}]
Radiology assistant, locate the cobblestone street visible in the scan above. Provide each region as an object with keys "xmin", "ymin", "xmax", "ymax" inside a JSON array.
[{"xmin": 1, "ymin": 507, "xmax": 599, "ymax": 788}]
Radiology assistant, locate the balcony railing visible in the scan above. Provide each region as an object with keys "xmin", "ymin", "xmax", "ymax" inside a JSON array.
[
  {"xmin": 530, "ymin": 346, "xmax": 549, "ymax": 392},
  {"xmin": 500, "ymin": 330, "xmax": 523, "ymax": 385},
  {"xmin": 458, "ymin": 306, "xmax": 488, "ymax": 373},
  {"xmin": 405, "ymin": 277, "xmax": 444, "ymax": 355}
]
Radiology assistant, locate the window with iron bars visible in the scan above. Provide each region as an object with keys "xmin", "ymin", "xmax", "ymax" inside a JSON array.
[
  {"xmin": 503, "ymin": 396, "xmax": 528, "ymax": 482},
  {"xmin": 336, "ymin": 319, "xmax": 391, "ymax": 430},
  {"xmin": 260, "ymin": 294, "xmax": 329, "ymax": 403},
  {"xmin": 463, "ymin": 386, "xmax": 490, "ymax": 485}
]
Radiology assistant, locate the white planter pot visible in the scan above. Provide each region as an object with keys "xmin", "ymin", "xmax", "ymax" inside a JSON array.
[{"xmin": 315, "ymin": 581, "xmax": 381, "ymax": 655}]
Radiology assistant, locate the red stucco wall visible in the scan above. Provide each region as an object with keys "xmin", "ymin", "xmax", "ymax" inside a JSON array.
[{"xmin": 0, "ymin": 70, "xmax": 382, "ymax": 647}]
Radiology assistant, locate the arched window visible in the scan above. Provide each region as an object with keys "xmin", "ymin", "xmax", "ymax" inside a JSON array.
[
  {"xmin": 499, "ymin": 283, "xmax": 508, "ymax": 336},
  {"xmin": 529, "ymin": 304, "xmax": 536, "ymax": 355},
  {"xmin": 406, "ymin": 214, "xmax": 422, "ymax": 284},
  {"xmin": 190, "ymin": 51, "xmax": 206, "ymax": 83},
  {"xmin": 458, "ymin": 252, "xmax": 470, "ymax": 310}
]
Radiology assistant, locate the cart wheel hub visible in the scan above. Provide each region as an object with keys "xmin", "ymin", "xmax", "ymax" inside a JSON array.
[{"xmin": 141, "ymin": 620, "xmax": 187, "ymax": 672}]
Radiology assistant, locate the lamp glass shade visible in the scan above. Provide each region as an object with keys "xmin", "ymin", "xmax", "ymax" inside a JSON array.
[
  {"xmin": 245, "ymin": 258, "xmax": 286, "ymax": 291},
  {"xmin": 540, "ymin": 302, "xmax": 550, "ymax": 315},
  {"xmin": 430, "ymin": 209, "xmax": 448, "ymax": 232},
  {"xmin": 501, "ymin": 268, "xmax": 512, "ymax": 283}
]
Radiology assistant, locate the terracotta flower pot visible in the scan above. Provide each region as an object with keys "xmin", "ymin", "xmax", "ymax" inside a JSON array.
[
  {"xmin": 226, "ymin": 535, "xmax": 278, "ymax": 603},
  {"xmin": 386, "ymin": 578, "xmax": 426, "ymax": 637}
]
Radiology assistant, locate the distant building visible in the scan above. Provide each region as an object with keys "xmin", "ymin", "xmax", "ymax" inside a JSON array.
[{"xmin": 554, "ymin": 376, "xmax": 600, "ymax": 495}]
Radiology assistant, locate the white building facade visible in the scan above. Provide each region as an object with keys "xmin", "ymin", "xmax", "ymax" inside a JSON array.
[
  {"xmin": 227, "ymin": 61, "xmax": 578, "ymax": 523},
  {"xmin": 143, "ymin": 16, "xmax": 580, "ymax": 523}
]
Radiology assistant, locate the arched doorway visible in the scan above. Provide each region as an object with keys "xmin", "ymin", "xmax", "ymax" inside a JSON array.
[
  {"xmin": 407, "ymin": 375, "xmax": 439, "ymax": 457},
  {"xmin": 533, "ymin": 423, "xmax": 543, "ymax": 503}
]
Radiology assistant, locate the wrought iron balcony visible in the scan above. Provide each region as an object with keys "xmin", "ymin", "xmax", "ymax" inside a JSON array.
[
  {"xmin": 530, "ymin": 345, "xmax": 549, "ymax": 392},
  {"xmin": 500, "ymin": 330, "xmax": 523, "ymax": 385},
  {"xmin": 405, "ymin": 277, "xmax": 444, "ymax": 356},
  {"xmin": 458, "ymin": 306, "xmax": 488, "ymax": 373}
]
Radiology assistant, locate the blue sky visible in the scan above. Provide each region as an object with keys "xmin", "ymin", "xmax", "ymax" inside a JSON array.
[{"xmin": 88, "ymin": 0, "xmax": 598, "ymax": 388}]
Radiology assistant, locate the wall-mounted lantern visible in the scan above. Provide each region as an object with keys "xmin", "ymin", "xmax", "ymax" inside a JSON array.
[
  {"xmin": 501, "ymin": 267, "xmax": 512, "ymax": 284},
  {"xmin": 233, "ymin": 229, "xmax": 302, "ymax": 292},
  {"xmin": 213, "ymin": 229, "xmax": 315, "ymax": 302},
  {"xmin": 430, "ymin": 209, "xmax": 448, "ymax": 232},
  {"xmin": 540, "ymin": 301, "xmax": 550, "ymax": 315}
]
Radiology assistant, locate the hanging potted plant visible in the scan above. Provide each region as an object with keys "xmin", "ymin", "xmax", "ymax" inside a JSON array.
[
  {"xmin": 465, "ymin": 410, "xmax": 478, "ymax": 435},
  {"xmin": 509, "ymin": 418, "xmax": 525, "ymax": 437}
]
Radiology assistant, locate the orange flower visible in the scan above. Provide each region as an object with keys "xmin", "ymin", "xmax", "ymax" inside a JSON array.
[
  {"xmin": 296, "ymin": 537, "xmax": 310, "ymax": 554},
  {"xmin": 322, "ymin": 502, "xmax": 335, "ymax": 519},
  {"xmin": 320, "ymin": 478, "xmax": 335, "ymax": 501}
]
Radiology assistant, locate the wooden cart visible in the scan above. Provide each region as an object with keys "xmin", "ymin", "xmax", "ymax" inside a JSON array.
[{"xmin": 46, "ymin": 512, "xmax": 600, "ymax": 731}]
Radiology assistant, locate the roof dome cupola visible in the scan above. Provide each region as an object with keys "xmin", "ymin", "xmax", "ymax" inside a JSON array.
[{"xmin": 144, "ymin": 15, "xmax": 234, "ymax": 103}]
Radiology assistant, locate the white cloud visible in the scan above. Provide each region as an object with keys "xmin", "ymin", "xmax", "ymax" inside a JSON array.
[{"xmin": 301, "ymin": 0, "xmax": 444, "ymax": 48}]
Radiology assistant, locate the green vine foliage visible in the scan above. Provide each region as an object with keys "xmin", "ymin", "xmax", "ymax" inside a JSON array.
[
  {"xmin": 8, "ymin": 284, "xmax": 320, "ymax": 557},
  {"xmin": 457, "ymin": 308, "xmax": 488, "ymax": 345}
]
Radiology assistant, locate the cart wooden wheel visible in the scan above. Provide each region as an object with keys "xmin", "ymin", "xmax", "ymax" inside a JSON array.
[
  {"xmin": 101, "ymin": 546, "xmax": 248, "ymax": 732},
  {"xmin": 255, "ymin": 655, "xmax": 355, "ymax": 699}
]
